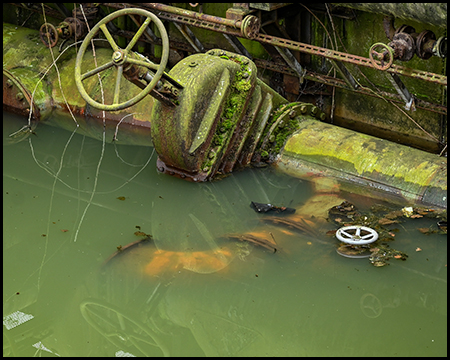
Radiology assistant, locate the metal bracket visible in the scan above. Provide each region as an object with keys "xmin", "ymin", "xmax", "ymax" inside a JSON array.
[
  {"xmin": 274, "ymin": 46, "xmax": 305, "ymax": 84},
  {"xmin": 222, "ymin": 33, "xmax": 253, "ymax": 59},
  {"xmin": 327, "ymin": 59, "xmax": 359, "ymax": 90},
  {"xmin": 386, "ymin": 73, "xmax": 416, "ymax": 111},
  {"xmin": 173, "ymin": 22, "xmax": 205, "ymax": 53}
]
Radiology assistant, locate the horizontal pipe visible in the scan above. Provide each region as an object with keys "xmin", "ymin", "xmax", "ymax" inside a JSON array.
[{"xmin": 276, "ymin": 119, "xmax": 447, "ymax": 208}]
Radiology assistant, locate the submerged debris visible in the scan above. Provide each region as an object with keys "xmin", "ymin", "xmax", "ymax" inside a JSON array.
[
  {"xmin": 250, "ymin": 201, "xmax": 295, "ymax": 214},
  {"xmin": 224, "ymin": 233, "xmax": 278, "ymax": 253},
  {"xmin": 368, "ymin": 244, "xmax": 408, "ymax": 267},
  {"xmin": 329, "ymin": 201, "xmax": 411, "ymax": 267},
  {"xmin": 262, "ymin": 215, "xmax": 317, "ymax": 238},
  {"xmin": 328, "ymin": 201, "xmax": 360, "ymax": 224}
]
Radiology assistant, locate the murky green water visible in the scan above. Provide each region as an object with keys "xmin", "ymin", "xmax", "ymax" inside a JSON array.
[{"xmin": 3, "ymin": 112, "xmax": 447, "ymax": 356}]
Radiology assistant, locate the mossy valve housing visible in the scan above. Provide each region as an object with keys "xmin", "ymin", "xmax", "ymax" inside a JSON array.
[{"xmin": 150, "ymin": 49, "xmax": 288, "ymax": 181}]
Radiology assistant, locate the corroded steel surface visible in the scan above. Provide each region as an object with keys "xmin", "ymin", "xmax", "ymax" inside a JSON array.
[{"xmin": 102, "ymin": 3, "xmax": 447, "ymax": 86}]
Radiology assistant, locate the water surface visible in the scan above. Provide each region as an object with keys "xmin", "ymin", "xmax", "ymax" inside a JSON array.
[{"xmin": 3, "ymin": 112, "xmax": 447, "ymax": 356}]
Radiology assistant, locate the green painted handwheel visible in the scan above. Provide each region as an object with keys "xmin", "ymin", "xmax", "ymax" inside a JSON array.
[{"xmin": 75, "ymin": 8, "xmax": 169, "ymax": 111}]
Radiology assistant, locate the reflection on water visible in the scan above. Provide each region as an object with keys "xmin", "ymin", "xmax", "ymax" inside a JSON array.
[{"xmin": 3, "ymin": 113, "xmax": 447, "ymax": 356}]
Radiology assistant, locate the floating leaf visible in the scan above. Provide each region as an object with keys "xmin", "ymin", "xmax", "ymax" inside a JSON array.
[
  {"xmin": 385, "ymin": 210, "xmax": 403, "ymax": 219},
  {"xmin": 117, "ymin": 196, "xmax": 126, "ymax": 201},
  {"xmin": 134, "ymin": 231, "xmax": 148, "ymax": 237},
  {"xmin": 378, "ymin": 218, "xmax": 398, "ymax": 225}
]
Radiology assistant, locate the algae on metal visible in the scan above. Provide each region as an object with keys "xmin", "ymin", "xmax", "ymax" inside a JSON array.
[
  {"xmin": 280, "ymin": 119, "xmax": 446, "ymax": 207},
  {"xmin": 309, "ymin": 9, "xmax": 446, "ymax": 151}
]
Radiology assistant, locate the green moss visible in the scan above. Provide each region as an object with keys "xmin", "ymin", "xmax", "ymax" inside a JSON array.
[{"xmin": 200, "ymin": 51, "xmax": 255, "ymax": 171}]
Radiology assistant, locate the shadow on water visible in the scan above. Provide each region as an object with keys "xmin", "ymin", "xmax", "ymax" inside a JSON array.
[{"xmin": 3, "ymin": 113, "xmax": 447, "ymax": 356}]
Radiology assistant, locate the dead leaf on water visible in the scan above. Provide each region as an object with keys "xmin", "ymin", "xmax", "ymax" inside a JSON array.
[
  {"xmin": 117, "ymin": 196, "xmax": 126, "ymax": 201},
  {"xmin": 378, "ymin": 218, "xmax": 399, "ymax": 225}
]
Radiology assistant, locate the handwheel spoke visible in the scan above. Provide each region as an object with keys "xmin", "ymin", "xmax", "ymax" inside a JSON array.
[
  {"xmin": 361, "ymin": 233, "xmax": 375, "ymax": 240},
  {"xmin": 126, "ymin": 57, "xmax": 159, "ymax": 72},
  {"xmin": 126, "ymin": 17, "xmax": 152, "ymax": 52},
  {"xmin": 81, "ymin": 61, "xmax": 115, "ymax": 81},
  {"xmin": 99, "ymin": 24, "xmax": 119, "ymax": 51},
  {"xmin": 113, "ymin": 66, "xmax": 123, "ymax": 104},
  {"xmin": 340, "ymin": 230, "xmax": 352, "ymax": 239}
]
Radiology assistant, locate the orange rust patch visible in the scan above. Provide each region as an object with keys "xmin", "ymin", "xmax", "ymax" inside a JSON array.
[{"xmin": 144, "ymin": 248, "xmax": 234, "ymax": 276}]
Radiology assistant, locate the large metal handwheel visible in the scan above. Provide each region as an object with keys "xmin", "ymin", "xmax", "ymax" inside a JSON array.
[{"xmin": 75, "ymin": 8, "xmax": 169, "ymax": 111}]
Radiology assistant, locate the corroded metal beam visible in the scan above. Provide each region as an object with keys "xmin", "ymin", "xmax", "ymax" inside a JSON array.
[{"xmin": 103, "ymin": 3, "xmax": 446, "ymax": 86}]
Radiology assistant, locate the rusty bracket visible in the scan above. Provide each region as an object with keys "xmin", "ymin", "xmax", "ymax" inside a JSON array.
[
  {"xmin": 254, "ymin": 58, "xmax": 446, "ymax": 116},
  {"xmin": 173, "ymin": 22, "xmax": 205, "ymax": 53},
  {"xmin": 386, "ymin": 73, "xmax": 415, "ymax": 111},
  {"xmin": 327, "ymin": 59, "xmax": 359, "ymax": 90},
  {"xmin": 256, "ymin": 34, "xmax": 447, "ymax": 86},
  {"xmin": 102, "ymin": 3, "xmax": 446, "ymax": 86},
  {"xmin": 273, "ymin": 45, "xmax": 305, "ymax": 84}
]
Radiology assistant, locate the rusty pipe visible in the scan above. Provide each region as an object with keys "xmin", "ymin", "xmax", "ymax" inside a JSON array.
[
  {"xmin": 142, "ymin": 3, "xmax": 242, "ymax": 29},
  {"xmin": 382, "ymin": 16, "xmax": 396, "ymax": 40}
]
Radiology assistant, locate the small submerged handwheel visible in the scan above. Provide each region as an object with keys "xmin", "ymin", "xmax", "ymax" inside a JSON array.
[
  {"xmin": 75, "ymin": 8, "xmax": 169, "ymax": 111},
  {"xmin": 369, "ymin": 42, "xmax": 394, "ymax": 71},
  {"xmin": 336, "ymin": 225, "xmax": 378, "ymax": 245}
]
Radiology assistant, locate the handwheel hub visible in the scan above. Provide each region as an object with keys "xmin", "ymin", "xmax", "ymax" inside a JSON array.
[{"xmin": 112, "ymin": 50, "xmax": 126, "ymax": 65}]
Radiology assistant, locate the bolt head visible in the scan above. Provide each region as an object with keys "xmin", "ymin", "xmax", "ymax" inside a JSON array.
[{"xmin": 113, "ymin": 50, "xmax": 123, "ymax": 63}]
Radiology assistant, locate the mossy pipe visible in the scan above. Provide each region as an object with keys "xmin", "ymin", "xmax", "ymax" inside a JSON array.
[
  {"xmin": 276, "ymin": 119, "xmax": 447, "ymax": 208},
  {"xmin": 3, "ymin": 23, "xmax": 155, "ymax": 145}
]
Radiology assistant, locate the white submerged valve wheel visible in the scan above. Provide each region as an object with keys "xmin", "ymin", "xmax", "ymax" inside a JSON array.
[{"xmin": 336, "ymin": 225, "xmax": 378, "ymax": 245}]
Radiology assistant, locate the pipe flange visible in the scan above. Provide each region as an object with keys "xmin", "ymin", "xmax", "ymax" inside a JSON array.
[
  {"xmin": 241, "ymin": 15, "xmax": 260, "ymax": 39},
  {"xmin": 433, "ymin": 36, "xmax": 447, "ymax": 58},
  {"xmin": 416, "ymin": 30, "xmax": 436, "ymax": 60},
  {"xmin": 336, "ymin": 225, "xmax": 378, "ymax": 245},
  {"xmin": 64, "ymin": 17, "xmax": 86, "ymax": 39},
  {"xmin": 389, "ymin": 32, "xmax": 416, "ymax": 61}
]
